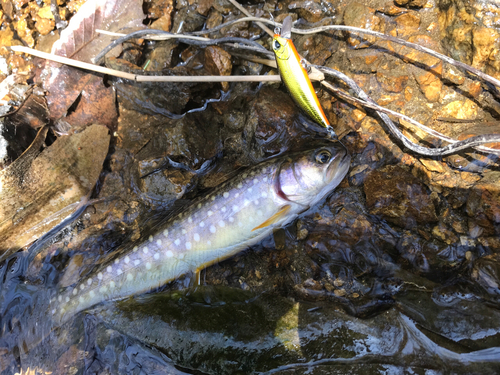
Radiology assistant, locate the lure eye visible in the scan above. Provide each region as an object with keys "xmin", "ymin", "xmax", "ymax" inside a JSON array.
[
  {"xmin": 315, "ymin": 150, "xmax": 332, "ymax": 164},
  {"xmin": 273, "ymin": 40, "xmax": 281, "ymax": 50}
]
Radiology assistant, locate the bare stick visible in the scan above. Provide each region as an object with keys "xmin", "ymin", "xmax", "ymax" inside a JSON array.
[{"xmin": 9, "ymin": 46, "xmax": 281, "ymax": 82}]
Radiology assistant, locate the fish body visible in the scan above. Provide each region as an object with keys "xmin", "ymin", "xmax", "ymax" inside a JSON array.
[
  {"xmin": 272, "ymin": 17, "xmax": 330, "ymax": 129},
  {"xmin": 51, "ymin": 143, "xmax": 350, "ymax": 323}
]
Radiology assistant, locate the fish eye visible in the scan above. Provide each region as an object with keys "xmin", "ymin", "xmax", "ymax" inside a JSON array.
[
  {"xmin": 315, "ymin": 150, "xmax": 331, "ymax": 164},
  {"xmin": 273, "ymin": 40, "xmax": 281, "ymax": 50}
]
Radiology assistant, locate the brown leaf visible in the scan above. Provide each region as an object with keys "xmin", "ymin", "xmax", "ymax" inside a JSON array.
[{"xmin": 39, "ymin": 0, "xmax": 145, "ymax": 120}]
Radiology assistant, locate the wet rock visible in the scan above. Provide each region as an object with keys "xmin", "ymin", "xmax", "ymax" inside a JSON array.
[
  {"xmin": 145, "ymin": 40, "xmax": 177, "ymax": 71},
  {"xmin": 204, "ymin": 46, "xmax": 232, "ymax": 92},
  {"xmin": 288, "ymin": 0, "xmax": 327, "ymax": 23},
  {"xmin": 343, "ymin": 3, "xmax": 385, "ymax": 48},
  {"xmin": 395, "ymin": 0, "xmax": 428, "ymax": 7},
  {"xmin": 0, "ymin": 124, "xmax": 110, "ymax": 260},
  {"xmin": 364, "ymin": 165, "xmax": 438, "ymax": 229},
  {"xmin": 376, "ymin": 71, "xmax": 408, "ymax": 93},
  {"xmin": 471, "ymin": 254, "xmax": 500, "ymax": 297},
  {"xmin": 394, "ymin": 11, "xmax": 421, "ymax": 37},
  {"xmin": 466, "ymin": 171, "xmax": 500, "ymax": 232}
]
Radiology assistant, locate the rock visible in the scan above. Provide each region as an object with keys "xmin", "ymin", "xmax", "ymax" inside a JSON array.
[
  {"xmin": 288, "ymin": 0, "xmax": 326, "ymax": 23},
  {"xmin": 466, "ymin": 171, "xmax": 500, "ymax": 228},
  {"xmin": 343, "ymin": 3, "xmax": 385, "ymax": 48},
  {"xmin": 376, "ymin": 72, "xmax": 408, "ymax": 93},
  {"xmin": 204, "ymin": 46, "xmax": 232, "ymax": 92},
  {"xmin": 364, "ymin": 165, "xmax": 438, "ymax": 229},
  {"xmin": 394, "ymin": 12, "xmax": 421, "ymax": 36}
]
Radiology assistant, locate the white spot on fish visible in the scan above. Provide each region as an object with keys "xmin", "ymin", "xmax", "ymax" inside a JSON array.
[
  {"xmin": 243, "ymin": 173, "xmax": 248, "ymax": 178},
  {"xmin": 163, "ymin": 229, "xmax": 168, "ymax": 237},
  {"xmin": 188, "ymin": 216, "xmax": 193, "ymax": 223},
  {"xmin": 210, "ymin": 225, "xmax": 216, "ymax": 233},
  {"xmin": 166, "ymin": 250, "xmax": 174, "ymax": 258},
  {"xmin": 229, "ymin": 217, "xmax": 234, "ymax": 223},
  {"xmin": 261, "ymin": 192, "xmax": 268, "ymax": 198},
  {"xmin": 186, "ymin": 242, "xmax": 192, "ymax": 250},
  {"xmin": 114, "ymin": 259, "xmax": 119, "ymax": 264},
  {"xmin": 211, "ymin": 196, "xmax": 216, "ymax": 201},
  {"xmin": 127, "ymin": 273, "xmax": 133, "ymax": 281},
  {"xmin": 198, "ymin": 203, "xmax": 202, "ymax": 208},
  {"xmin": 154, "ymin": 253, "xmax": 160, "ymax": 260},
  {"xmin": 110, "ymin": 281, "xmax": 115, "ymax": 289},
  {"xmin": 262, "ymin": 167, "xmax": 267, "ymax": 173},
  {"xmin": 244, "ymin": 199, "xmax": 250, "ymax": 206},
  {"xmin": 194, "ymin": 233, "xmax": 200, "ymax": 242},
  {"xmin": 72, "ymin": 289, "xmax": 77, "ymax": 295},
  {"xmin": 98, "ymin": 272, "xmax": 103, "ymax": 280},
  {"xmin": 99, "ymin": 286, "xmax": 108, "ymax": 294},
  {"xmin": 247, "ymin": 187, "xmax": 252, "ymax": 193},
  {"xmin": 146, "ymin": 262, "xmax": 152, "ymax": 270},
  {"xmin": 179, "ymin": 253, "xmax": 185, "ymax": 259},
  {"xmin": 175, "ymin": 239, "xmax": 180, "ymax": 246},
  {"xmin": 182, "ymin": 229, "xmax": 187, "ymax": 235},
  {"xmin": 143, "ymin": 247, "xmax": 149, "ymax": 254},
  {"xmin": 237, "ymin": 183, "xmax": 243, "ymax": 189},
  {"xmin": 221, "ymin": 207, "xmax": 226, "ymax": 212},
  {"xmin": 65, "ymin": 296, "xmax": 70, "ymax": 303},
  {"xmin": 253, "ymin": 178, "xmax": 258, "ymax": 184},
  {"xmin": 207, "ymin": 240, "xmax": 212, "ymax": 246},
  {"xmin": 219, "ymin": 220, "xmax": 225, "ymax": 228},
  {"xmin": 254, "ymin": 200, "xmax": 260, "ymax": 205},
  {"xmin": 134, "ymin": 259, "xmax": 140, "ymax": 266},
  {"xmin": 89, "ymin": 291, "xmax": 95, "ymax": 298},
  {"xmin": 235, "ymin": 193, "xmax": 239, "ymax": 198},
  {"xmin": 157, "ymin": 239, "xmax": 162, "ymax": 246},
  {"xmin": 107, "ymin": 266, "xmax": 112, "ymax": 273},
  {"xmin": 125, "ymin": 256, "xmax": 130, "ymax": 264},
  {"xmin": 208, "ymin": 211, "xmax": 213, "ymax": 216},
  {"xmin": 133, "ymin": 246, "xmax": 138, "ymax": 252},
  {"xmin": 87, "ymin": 279, "xmax": 92, "ymax": 286},
  {"xmin": 149, "ymin": 235, "xmax": 153, "ymax": 242},
  {"xmin": 58, "ymin": 296, "xmax": 62, "ymax": 302},
  {"xmin": 200, "ymin": 221, "xmax": 205, "ymax": 228},
  {"xmin": 232, "ymin": 205, "xmax": 238, "ymax": 212},
  {"xmin": 223, "ymin": 192, "xmax": 229, "ymax": 198},
  {"xmin": 238, "ymin": 222, "xmax": 243, "ymax": 227},
  {"xmin": 79, "ymin": 296, "xmax": 84, "ymax": 303},
  {"xmin": 263, "ymin": 176, "xmax": 268, "ymax": 182},
  {"xmin": 117, "ymin": 269, "xmax": 123, "ymax": 276},
  {"xmin": 80, "ymin": 284, "xmax": 85, "ymax": 290}
]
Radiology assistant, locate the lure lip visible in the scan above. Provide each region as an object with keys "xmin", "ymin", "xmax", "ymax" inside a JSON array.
[{"xmin": 280, "ymin": 16, "xmax": 293, "ymax": 39}]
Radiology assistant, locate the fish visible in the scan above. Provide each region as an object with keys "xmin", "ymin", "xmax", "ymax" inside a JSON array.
[
  {"xmin": 272, "ymin": 16, "xmax": 331, "ymax": 129},
  {"xmin": 50, "ymin": 143, "xmax": 350, "ymax": 324}
]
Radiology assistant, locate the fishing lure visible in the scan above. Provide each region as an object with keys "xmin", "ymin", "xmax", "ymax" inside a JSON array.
[{"xmin": 272, "ymin": 16, "xmax": 331, "ymax": 130}]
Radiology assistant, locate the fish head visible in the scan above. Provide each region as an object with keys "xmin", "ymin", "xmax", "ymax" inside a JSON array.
[
  {"xmin": 272, "ymin": 35, "xmax": 291, "ymax": 61},
  {"xmin": 277, "ymin": 142, "xmax": 350, "ymax": 207}
]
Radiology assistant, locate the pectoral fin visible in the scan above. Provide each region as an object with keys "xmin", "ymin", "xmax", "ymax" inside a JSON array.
[{"xmin": 252, "ymin": 205, "xmax": 291, "ymax": 232}]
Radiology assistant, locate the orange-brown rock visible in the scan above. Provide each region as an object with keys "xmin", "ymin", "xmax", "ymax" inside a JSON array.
[
  {"xmin": 343, "ymin": 3, "xmax": 385, "ymax": 49},
  {"xmin": 376, "ymin": 72, "xmax": 408, "ymax": 93},
  {"xmin": 204, "ymin": 46, "xmax": 232, "ymax": 92}
]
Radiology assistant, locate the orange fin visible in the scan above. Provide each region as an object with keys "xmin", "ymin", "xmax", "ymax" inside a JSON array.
[{"xmin": 252, "ymin": 205, "xmax": 291, "ymax": 232}]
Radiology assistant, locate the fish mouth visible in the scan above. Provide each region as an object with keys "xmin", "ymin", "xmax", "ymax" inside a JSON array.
[{"xmin": 325, "ymin": 147, "xmax": 350, "ymax": 184}]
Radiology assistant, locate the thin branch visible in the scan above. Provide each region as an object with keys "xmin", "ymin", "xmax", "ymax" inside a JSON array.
[
  {"xmin": 321, "ymin": 80, "xmax": 500, "ymax": 156},
  {"xmin": 315, "ymin": 64, "xmax": 500, "ymax": 156},
  {"xmin": 227, "ymin": 0, "xmax": 274, "ymax": 37},
  {"xmin": 9, "ymin": 45, "xmax": 281, "ymax": 82}
]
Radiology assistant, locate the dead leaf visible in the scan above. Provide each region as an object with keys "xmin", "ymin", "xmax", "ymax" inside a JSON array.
[
  {"xmin": 39, "ymin": 0, "xmax": 145, "ymax": 120},
  {"xmin": 0, "ymin": 124, "xmax": 110, "ymax": 261}
]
